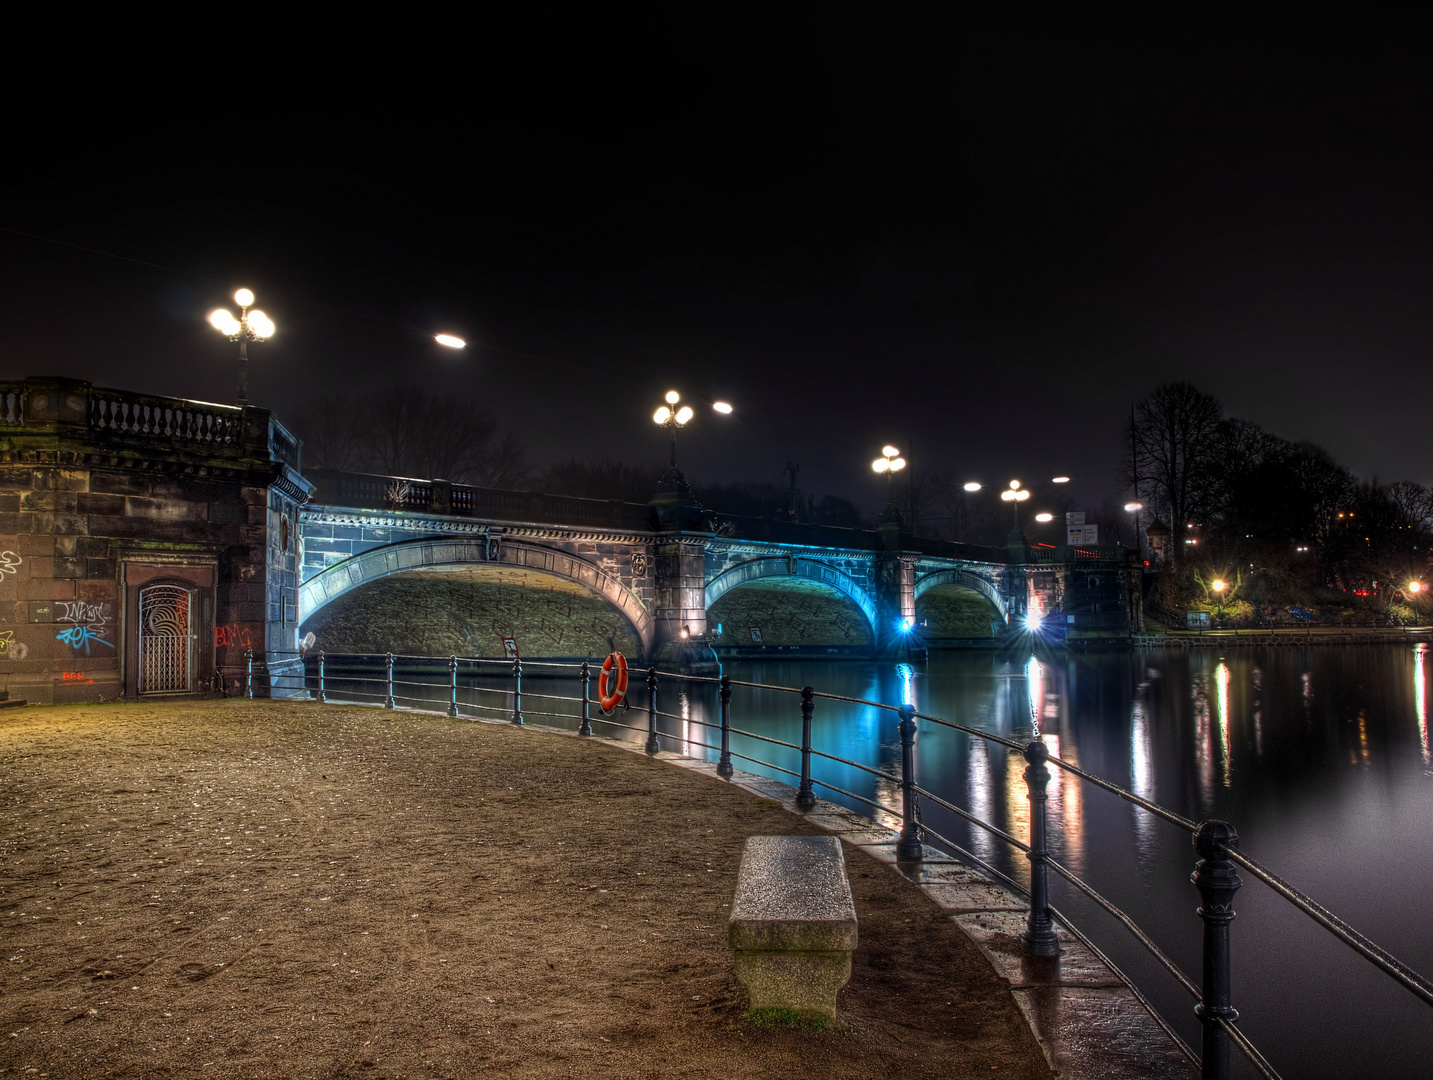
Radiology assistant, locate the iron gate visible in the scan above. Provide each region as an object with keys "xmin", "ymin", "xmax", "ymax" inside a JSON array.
[{"xmin": 138, "ymin": 584, "xmax": 195, "ymax": 694}]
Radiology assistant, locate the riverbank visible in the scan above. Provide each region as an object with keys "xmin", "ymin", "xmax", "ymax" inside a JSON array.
[
  {"xmin": 1136, "ymin": 624, "xmax": 1432, "ymax": 647},
  {"xmin": 0, "ymin": 700, "xmax": 1049, "ymax": 1079}
]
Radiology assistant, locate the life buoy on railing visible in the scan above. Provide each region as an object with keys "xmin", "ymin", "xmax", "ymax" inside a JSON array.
[{"xmin": 598, "ymin": 651, "xmax": 629, "ymax": 713}]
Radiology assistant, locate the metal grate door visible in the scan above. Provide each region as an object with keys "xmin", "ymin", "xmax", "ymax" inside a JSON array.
[{"xmin": 139, "ymin": 584, "xmax": 195, "ymax": 694}]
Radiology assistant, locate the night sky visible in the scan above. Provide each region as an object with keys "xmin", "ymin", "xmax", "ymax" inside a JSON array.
[{"xmin": 3, "ymin": 11, "xmax": 1429, "ymax": 511}]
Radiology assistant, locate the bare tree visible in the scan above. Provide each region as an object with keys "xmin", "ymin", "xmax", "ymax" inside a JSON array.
[
  {"xmin": 1130, "ymin": 383, "xmax": 1223, "ymax": 555},
  {"xmin": 292, "ymin": 385, "xmax": 529, "ymax": 487}
]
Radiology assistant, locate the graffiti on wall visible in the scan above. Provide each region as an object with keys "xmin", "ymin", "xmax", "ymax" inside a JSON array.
[
  {"xmin": 0, "ymin": 551, "xmax": 21, "ymax": 578},
  {"xmin": 56, "ymin": 600, "xmax": 114, "ymax": 653},
  {"xmin": 216, "ymin": 624, "xmax": 254, "ymax": 650}
]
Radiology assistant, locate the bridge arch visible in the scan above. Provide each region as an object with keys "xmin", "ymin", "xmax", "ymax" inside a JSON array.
[
  {"xmin": 704, "ymin": 557, "xmax": 877, "ymax": 637},
  {"xmin": 913, "ymin": 569, "xmax": 1008, "ymax": 623},
  {"xmin": 297, "ymin": 537, "xmax": 654, "ymax": 653}
]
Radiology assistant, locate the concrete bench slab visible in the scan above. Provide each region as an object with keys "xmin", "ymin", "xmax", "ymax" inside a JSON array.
[{"xmin": 728, "ymin": 835, "xmax": 858, "ymax": 1018}]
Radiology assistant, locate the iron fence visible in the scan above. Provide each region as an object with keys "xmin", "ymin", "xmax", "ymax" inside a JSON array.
[{"xmin": 246, "ymin": 649, "xmax": 1433, "ymax": 1080}]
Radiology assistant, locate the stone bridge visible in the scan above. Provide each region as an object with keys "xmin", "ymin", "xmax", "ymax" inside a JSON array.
[
  {"xmin": 294, "ymin": 468, "xmax": 1142, "ymax": 669},
  {"xmin": 1, "ymin": 377, "xmax": 1142, "ymax": 703}
]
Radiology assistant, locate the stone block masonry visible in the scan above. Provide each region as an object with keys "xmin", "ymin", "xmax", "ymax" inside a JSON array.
[{"xmin": 0, "ymin": 377, "xmax": 310, "ymax": 703}]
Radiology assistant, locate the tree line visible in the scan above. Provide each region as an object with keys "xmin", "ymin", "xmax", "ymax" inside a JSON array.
[{"xmin": 1131, "ymin": 382, "xmax": 1432, "ymax": 603}]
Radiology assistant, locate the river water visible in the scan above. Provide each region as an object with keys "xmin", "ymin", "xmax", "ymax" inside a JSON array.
[{"xmin": 324, "ymin": 644, "xmax": 1433, "ymax": 1078}]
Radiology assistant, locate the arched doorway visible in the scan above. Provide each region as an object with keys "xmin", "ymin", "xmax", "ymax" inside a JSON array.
[{"xmin": 138, "ymin": 582, "xmax": 197, "ymax": 694}]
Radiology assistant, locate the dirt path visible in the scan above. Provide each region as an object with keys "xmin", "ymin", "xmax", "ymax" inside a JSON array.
[{"xmin": 0, "ymin": 700, "xmax": 1049, "ymax": 1079}]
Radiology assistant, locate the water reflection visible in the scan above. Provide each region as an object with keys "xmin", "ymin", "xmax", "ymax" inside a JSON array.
[
  {"xmin": 1130, "ymin": 683, "xmax": 1158, "ymax": 859},
  {"xmin": 1417, "ymin": 645, "xmax": 1429, "ymax": 765},
  {"xmin": 1215, "ymin": 661, "xmax": 1232, "ymax": 787}
]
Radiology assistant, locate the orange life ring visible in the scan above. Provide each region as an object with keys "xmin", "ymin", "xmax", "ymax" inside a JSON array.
[{"xmin": 598, "ymin": 651, "xmax": 629, "ymax": 713}]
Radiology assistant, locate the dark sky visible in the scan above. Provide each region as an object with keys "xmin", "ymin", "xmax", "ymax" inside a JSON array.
[{"xmin": 3, "ymin": 10, "xmax": 1430, "ymax": 512}]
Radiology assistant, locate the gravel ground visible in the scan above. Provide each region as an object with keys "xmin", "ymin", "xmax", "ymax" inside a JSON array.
[{"xmin": 0, "ymin": 700, "xmax": 1049, "ymax": 1079}]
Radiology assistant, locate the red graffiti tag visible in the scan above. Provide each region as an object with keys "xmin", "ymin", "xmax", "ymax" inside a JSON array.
[
  {"xmin": 61, "ymin": 672, "xmax": 95, "ymax": 684},
  {"xmin": 216, "ymin": 624, "xmax": 253, "ymax": 649}
]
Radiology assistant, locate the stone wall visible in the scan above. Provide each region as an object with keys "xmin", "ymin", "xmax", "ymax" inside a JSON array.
[
  {"xmin": 300, "ymin": 570, "xmax": 641, "ymax": 659},
  {"xmin": 707, "ymin": 579, "xmax": 873, "ymax": 647}
]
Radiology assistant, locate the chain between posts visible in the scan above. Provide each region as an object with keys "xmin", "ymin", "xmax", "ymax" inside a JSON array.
[
  {"xmin": 796, "ymin": 686, "xmax": 816, "ymax": 809},
  {"xmin": 579, "ymin": 661, "xmax": 593, "ymax": 736},
  {"xmin": 645, "ymin": 667, "xmax": 659, "ymax": 753},
  {"xmin": 511, "ymin": 658, "xmax": 524, "ymax": 725}
]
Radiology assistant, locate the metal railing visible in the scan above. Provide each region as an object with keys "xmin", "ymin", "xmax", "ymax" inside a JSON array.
[{"xmin": 246, "ymin": 649, "xmax": 1433, "ymax": 1080}]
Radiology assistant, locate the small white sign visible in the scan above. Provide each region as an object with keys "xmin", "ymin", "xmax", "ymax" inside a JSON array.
[
  {"xmin": 502, "ymin": 637, "xmax": 519, "ymax": 659},
  {"xmin": 749, "ymin": 626, "xmax": 763, "ymax": 644},
  {"xmin": 1067, "ymin": 524, "xmax": 1099, "ymax": 546},
  {"xmin": 1066, "ymin": 511, "xmax": 1086, "ymax": 526}
]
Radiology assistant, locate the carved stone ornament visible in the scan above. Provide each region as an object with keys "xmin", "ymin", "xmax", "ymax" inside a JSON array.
[{"xmin": 630, "ymin": 552, "xmax": 648, "ymax": 578}]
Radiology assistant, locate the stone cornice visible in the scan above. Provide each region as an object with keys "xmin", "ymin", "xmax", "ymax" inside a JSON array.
[{"xmin": 300, "ymin": 504, "xmax": 653, "ymax": 545}]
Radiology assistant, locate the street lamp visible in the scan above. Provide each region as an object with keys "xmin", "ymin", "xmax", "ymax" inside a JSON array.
[
  {"xmin": 209, "ymin": 288, "xmax": 275, "ymax": 406},
  {"xmin": 652, "ymin": 390, "xmax": 696, "ymax": 468},
  {"xmin": 872, "ymin": 445, "xmax": 907, "ymax": 513},
  {"xmin": 653, "ymin": 390, "xmax": 730, "ymax": 469},
  {"xmin": 1000, "ymin": 479, "xmax": 1030, "ymax": 536},
  {"xmin": 1211, "ymin": 578, "xmax": 1227, "ymax": 617}
]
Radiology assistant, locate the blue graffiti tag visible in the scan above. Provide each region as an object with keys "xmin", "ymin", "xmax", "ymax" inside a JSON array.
[{"xmin": 56, "ymin": 625, "xmax": 115, "ymax": 653}]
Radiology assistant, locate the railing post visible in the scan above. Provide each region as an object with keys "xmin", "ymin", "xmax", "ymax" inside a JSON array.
[
  {"xmin": 317, "ymin": 651, "xmax": 327, "ymax": 703},
  {"xmin": 796, "ymin": 686, "xmax": 816, "ymax": 809},
  {"xmin": 511, "ymin": 658, "xmax": 524, "ymax": 725},
  {"xmin": 896, "ymin": 704, "xmax": 923, "ymax": 860},
  {"xmin": 717, "ymin": 674, "xmax": 734, "ymax": 778},
  {"xmin": 645, "ymin": 667, "xmax": 660, "ymax": 753},
  {"xmin": 245, "ymin": 650, "xmax": 253, "ymax": 699},
  {"xmin": 1022, "ymin": 739, "xmax": 1060, "ymax": 956},
  {"xmin": 579, "ymin": 661, "xmax": 592, "ymax": 736},
  {"xmin": 1193, "ymin": 820, "xmax": 1242, "ymax": 1080},
  {"xmin": 385, "ymin": 652, "xmax": 396, "ymax": 709},
  {"xmin": 448, "ymin": 656, "xmax": 459, "ymax": 717}
]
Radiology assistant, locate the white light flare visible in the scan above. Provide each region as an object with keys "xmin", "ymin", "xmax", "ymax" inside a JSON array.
[
  {"xmin": 209, "ymin": 309, "xmax": 241, "ymax": 335},
  {"xmin": 234, "ymin": 288, "xmax": 255, "ymax": 308},
  {"xmin": 712, "ymin": 401, "xmax": 733, "ymax": 414},
  {"xmin": 434, "ymin": 334, "xmax": 466, "ymax": 349},
  {"xmin": 963, "ymin": 482, "xmax": 982, "ymax": 492}
]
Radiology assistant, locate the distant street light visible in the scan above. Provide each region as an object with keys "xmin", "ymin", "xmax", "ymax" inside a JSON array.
[
  {"xmin": 209, "ymin": 288, "xmax": 275, "ymax": 406},
  {"xmin": 1052, "ymin": 476, "xmax": 1070, "ymax": 484},
  {"xmin": 963, "ymin": 481, "xmax": 982, "ymax": 492},
  {"xmin": 1035, "ymin": 512, "xmax": 1054, "ymax": 523},
  {"xmin": 1000, "ymin": 479, "xmax": 1031, "ymax": 535},
  {"xmin": 434, "ymin": 333, "xmax": 466, "ymax": 349}
]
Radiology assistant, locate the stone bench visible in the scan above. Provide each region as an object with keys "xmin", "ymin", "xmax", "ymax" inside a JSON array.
[{"xmin": 728, "ymin": 835, "xmax": 858, "ymax": 1019}]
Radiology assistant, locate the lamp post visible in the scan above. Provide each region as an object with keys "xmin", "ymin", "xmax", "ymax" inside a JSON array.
[
  {"xmin": 1000, "ymin": 480, "xmax": 1031, "ymax": 540},
  {"xmin": 209, "ymin": 289, "xmax": 275, "ymax": 407},
  {"xmin": 651, "ymin": 392, "xmax": 732, "ymax": 470},
  {"xmin": 1211, "ymin": 578, "xmax": 1227, "ymax": 618},
  {"xmin": 653, "ymin": 391, "xmax": 696, "ymax": 468},
  {"xmin": 872, "ymin": 445, "xmax": 907, "ymax": 517}
]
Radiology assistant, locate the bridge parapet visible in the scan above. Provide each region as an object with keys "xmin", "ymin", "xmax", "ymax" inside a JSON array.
[{"xmin": 305, "ymin": 468, "xmax": 655, "ymax": 532}]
